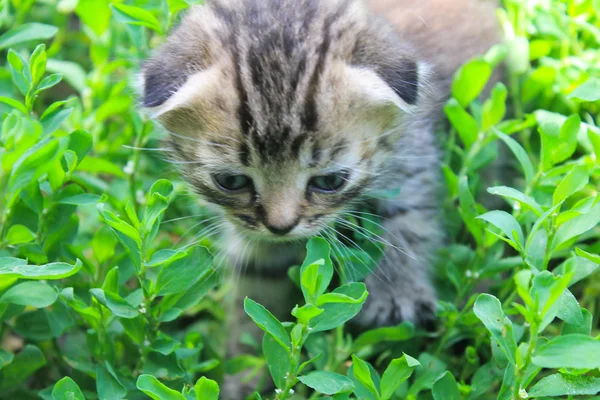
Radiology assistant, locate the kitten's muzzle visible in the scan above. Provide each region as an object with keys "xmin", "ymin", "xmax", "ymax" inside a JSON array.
[{"xmin": 264, "ymin": 220, "xmax": 298, "ymax": 236}]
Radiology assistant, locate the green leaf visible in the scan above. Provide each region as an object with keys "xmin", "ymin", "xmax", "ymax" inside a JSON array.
[
  {"xmin": 458, "ymin": 176, "xmax": 483, "ymax": 245},
  {"xmin": 150, "ymin": 333, "xmax": 181, "ymax": 355},
  {"xmin": 495, "ymin": 129, "xmax": 535, "ymax": 184},
  {"xmin": 262, "ymin": 334, "xmax": 291, "ymax": 390},
  {"xmin": 301, "ymin": 261, "xmax": 323, "ymax": 301},
  {"xmin": 551, "ymin": 202, "xmax": 600, "ymax": 252},
  {"xmin": 102, "ymin": 267, "xmax": 119, "ymax": 293},
  {"xmin": 553, "ymin": 165, "xmax": 589, "ymax": 206},
  {"xmin": 0, "ymin": 345, "xmax": 46, "ymax": 391},
  {"xmin": 589, "ymin": 129, "xmax": 600, "ymax": 161},
  {"xmin": 46, "ymin": 59, "xmax": 87, "ymax": 94},
  {"xmin": 90, "ymin": 289, "xmax": 139, "ymax": 319},
  {"xmin": 142, "ymin": 180, "xmax": 174, "ymax": 247},
  {"xmin": 194, "ymin": 377, "xmax": 219, "ymax": 400},
  {"xmin": 352, "ymin": 322, "xmax": 415, "ymax": 351},
  {"xmin": 0, "ymin": 350, "xmax": 13, "ymax": 370},
  {"xmin": 477, "ymin": 210, "xmax": 524, "ymax": 249},
  {"xmin": 244, "ymin": 297, "xmax": 290, "ymax": 352},
  {"xmin": 529, "ymin": 373, "xmax": 600, "ymax": 397},
  {"xmin": 538, "ymin": 113, "xmax": 581, "ymax": 168},
  {"xmin": 36, "ymin": 73, "xmax": 63, "ymax": 93},
  {"xmin": 316, "ymin": 291, "xmax": 368, "ymax": 306},
  {"xmin": 0, "ymin": 281, "xmax": 57, "ymax": 308},
  {"xmin": 0, "ymin": 96, "xmax": 28, "ymax": 114},
  {"xmin": 57, "ymin": 194, "xmax": 101, "ymax": 205},
  {"xmin": 0, "ymin": 23, "xmax": 58, "ymax": 50},
  {"xmin": 51, "ymin": 376, "xmax": 85, "ymax": 400},
  {"xmin": 380, "ymin": 354, "xmax": 420, "ymax": 400},
  {"xmin": 5, "ymin": 224, "xmax": 36, "ymax": 245},
  {"xmin": 432, "ymin": 371, "xmax": 460, "ymax": 400},
  {"xmin": 298, "ymin": 371, "xmax": 355, "ymax": 395},
  {"xmin": 555, "ymin": 256, "xmax": 599, "ymax": 288},
  {"xmin": 121, "ymin": 315, "xmax": 147, "ymax": 345},
  {"xmin": 136, "ymin": 374, "xmax": 186, "ymax": 400},
  {"xmin": 482, "ymin": 83, "xmax": 508, "ymax": 130},
  {"xmin": 351, "ymin": 355, "xmax": 380, "ymax": 398},
  {"xmin": 487, "ymin": 186, "xmax": 543, "ymax": 216},
  {"xmin": 525, "ymin": 203, "xmax": 562, "ymax": 253},
  {"xmin": 555, "ymin": 289, "xmax": 583, "ymax": 327},
  {"xmin": 29, "ymin": 44, "xmax": 47, "ymax": 86},
  {"xmin": 563, "ymin": 308, "xmax": 593, "ymax": 335},
  {"xmin": 111, "ymin": 4, "xmax": 163, "ymax": 34},
  {"xmin": 155, "ymin": 246, "xmax": 212, "ymax": 296},
  {"xmin": 444, "ymin": 98, "xmax": 478, "ymax": 148},
  {"xmin": 575, "ymin": 248, "xmax": 600, "ymax": 264},
  {"xmin": 0, "ymin": 258, "xmax": 81, "ymax": 280},
  {"xmin": 568, "ymin": 78, "xmax": 600, "ymax": 102},
  {"xmin": 97, "ymin": 205, "xmax": 141, "ymax": 268},
  {"xmin": 97, "ymin": 363, "xmax": 127, "ymax": 400},
  {"xmin": 97, "ymin": 206, "xmax": 141, "ymax": 247},
  {"xmin": 452, "ymin": 59, "xmax": 492, "ymax": 108},
  {"xmin": 147, "ymin": 249, "xmax": 186, "ymax": 268},
  {"xmin": 310, "ymin": 283, "xmax": 368, "ymax": 332},
  {"xmin": 76, "ymin": 0, "xmax": 111, "ymax": 36},
  {"xmin": 9, "ymin": 137, "xmax": 62, "ymax": 198},
  {"xmin": 532, "ymin": 334, "xmax": 600, "ymax": 369},
  {"xmin": 523, "ymin": 65, "xmax": 556, "ymax": 103},
  {"xmin": 473, "ymin": 294, "xmax": 517, "ymax": 364},
  {"xmin": 167, "ymin": 0, "xmax": 190, "ymax": 15},
  {"xmin": 7, "ymin": 50, "xmax": 29, "ymax": 96},
  {"xmin": 300, "ymin": 238, "xmax": 334, "ymax": 302},
  {"xmin": 291, "ymin": 303, "xmax": 324, "ymax": 325}
]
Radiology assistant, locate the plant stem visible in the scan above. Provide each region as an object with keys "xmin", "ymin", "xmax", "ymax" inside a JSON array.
[
  {"xmin": 509, "ymin": 74, "xmax": 523, "ymax": 120},
  {"xmin": 276, "ymin": 325, "xmax": 310, "ymax": 400}
]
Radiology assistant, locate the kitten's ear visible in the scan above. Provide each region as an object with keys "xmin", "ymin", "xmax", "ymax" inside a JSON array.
[
  {"xmin": 344, "ymin": 62, "xmax": 426, "ymax": 114},
  {"xmin": 141, "ymin": 63, "xmax": 190, "ymax": 109},
  {"xmin": 140, "ymin": 67, "xmax": 220, "ymax": 120},
  {"xmin": 374, "ymin": 59, "xmax": 421, "ymax": 106}
]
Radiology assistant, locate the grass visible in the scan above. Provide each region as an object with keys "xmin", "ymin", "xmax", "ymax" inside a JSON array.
[{"xmin": 0, "ymin": 0, "xmax": 599, "ymax": 399}]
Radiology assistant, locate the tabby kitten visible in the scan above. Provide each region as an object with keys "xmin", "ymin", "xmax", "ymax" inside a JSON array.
[{"xmin": 141, "ymin": 0, "xmax": 499, "ymax": 329}]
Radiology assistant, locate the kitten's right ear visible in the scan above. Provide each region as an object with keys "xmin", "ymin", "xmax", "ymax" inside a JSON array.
[
  {"xmin": 142, "ymin": 63, "xmax": 190, "ymax": 108},
  {"xmin": 141, "ymin": 67, "xmax": 220, "ymax": 120}
]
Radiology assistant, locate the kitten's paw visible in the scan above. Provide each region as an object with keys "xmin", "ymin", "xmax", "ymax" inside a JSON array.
[{"xmin": 353, "ymin": 284, "xmax": 437, "ymax": 329}]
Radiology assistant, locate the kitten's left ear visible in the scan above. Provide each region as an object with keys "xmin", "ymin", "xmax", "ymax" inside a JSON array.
[{"xmin": 344, "ymin": 61, "xmax": 427, "ymax": 113}]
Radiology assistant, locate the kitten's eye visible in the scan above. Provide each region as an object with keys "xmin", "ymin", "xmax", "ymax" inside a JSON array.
[
  {"xmin": 308, "ymin": 172, "xmax": 348, "ymax": 193},
  {"xmin": 213, "ymin": 173, "xmax": 252, "ymax": 192}
]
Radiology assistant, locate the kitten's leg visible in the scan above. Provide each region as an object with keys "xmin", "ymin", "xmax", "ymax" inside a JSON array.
[
  {"xmin": 355, "ymin": 139, "xmax": 443, "ymax": 328},
  {"xmin": 357, "ymin": 207, "xmax": 442, "ymax": 327}
]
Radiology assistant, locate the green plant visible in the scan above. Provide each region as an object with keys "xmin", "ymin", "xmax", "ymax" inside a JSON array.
[{"xmin": 0, "ymin": 0, "xmax": 599, "ymax": 399}]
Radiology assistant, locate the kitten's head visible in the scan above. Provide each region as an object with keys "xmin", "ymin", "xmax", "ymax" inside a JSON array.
[{"xmin": 141, "ymin": 0, "xmax": 436, "ymax": 241}]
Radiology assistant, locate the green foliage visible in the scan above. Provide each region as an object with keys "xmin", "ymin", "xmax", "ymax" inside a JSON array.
[{"xmin": 0, "ymin": 0, "xmax": 599, "ymax": 399}]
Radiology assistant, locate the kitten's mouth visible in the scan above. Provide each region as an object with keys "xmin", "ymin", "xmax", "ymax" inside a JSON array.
[{"xmin": 228, "ymin": 220, "xmax": 316, "ymax": 243}]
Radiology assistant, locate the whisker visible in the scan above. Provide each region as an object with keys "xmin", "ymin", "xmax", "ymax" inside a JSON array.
[
  {"xmin": 162, "ymin": 213, "xmax": 217, "ymax": 224},
  {"xmin": 324, "ymin": 225, "xmax": 393, "ymax": 286},
  {"xmin": 122, "ymin": 145, "xmax": 173, "ymax": 152},
  {"xmin": 341, "ymin": 211, "xmax": 418, "ymax": 260}
]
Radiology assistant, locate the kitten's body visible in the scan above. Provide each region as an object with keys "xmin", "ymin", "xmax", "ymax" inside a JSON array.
[{"xmin": 141, "ymin": 0, "xmax": 498, "ymax": 396}]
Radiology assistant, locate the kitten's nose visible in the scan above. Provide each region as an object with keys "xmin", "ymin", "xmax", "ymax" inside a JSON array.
[{"xmin": 265, "ymin": 222, "xmax": 297, "ymax": 236}]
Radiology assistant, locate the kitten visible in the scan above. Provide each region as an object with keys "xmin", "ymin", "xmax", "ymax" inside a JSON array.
[{"xmin": 141, "ymin": 0, "xmax": 498, "ymax": 359}]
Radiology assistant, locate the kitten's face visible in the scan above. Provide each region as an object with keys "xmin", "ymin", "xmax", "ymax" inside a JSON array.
[{"xmin": 142, "ymin": 0, "xmax": 430, "ymax": 241}]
